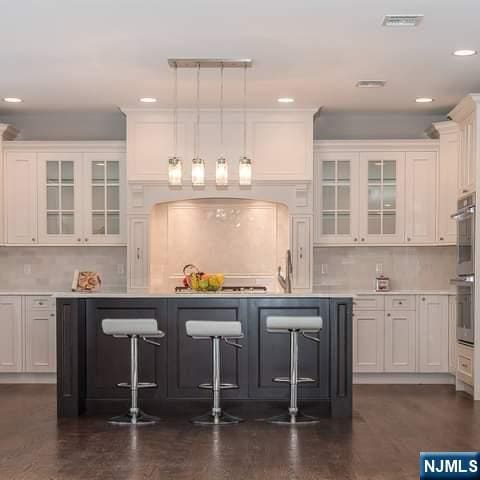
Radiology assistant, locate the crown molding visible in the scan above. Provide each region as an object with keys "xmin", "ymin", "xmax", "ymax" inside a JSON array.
[
  {"xmin": 3, "ymin": 140, "xmax": 125, "ymax": 152},
  {"xmin": 0, "ymin": 124, "xmax": 19, "ymax": 141},
  {"xmin": 430, "ymin": 120, "xmax": 459, "ymax": 137},
  {"xmin": 314, "ymin": 139, "xmax": 439, "ymax": 152},
  {"xmin": 120, "ymin": 107, "xmax": 318, "ymax": 115},
  {"xmin": 448, "ymin": 94, "xmax": 480, "ymax": 123}
]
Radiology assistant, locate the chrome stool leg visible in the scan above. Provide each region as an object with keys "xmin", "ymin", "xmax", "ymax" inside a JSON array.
[
  {"xmin": 191, "ymin": 337, "xmax": 243, "ymax": 425},
  {"xmin": 267, "ymin": 330, "xmax": 320, "ymax": 425},
  {"xmin": 109, "ymin": 335, "xmax": 159, "ymax": 425}
]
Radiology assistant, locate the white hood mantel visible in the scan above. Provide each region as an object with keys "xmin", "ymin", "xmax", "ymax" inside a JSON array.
[{"xmin": 123, "ymin": 108, "xmax": 316, "ymax": 294}]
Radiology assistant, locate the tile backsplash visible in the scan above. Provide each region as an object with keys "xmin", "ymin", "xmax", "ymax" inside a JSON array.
[
  {"xmin": 313, "ymin": 246, "xmax": 456, "ymax": 292},
  {"xmin": 0, "ymin": 246, "xmax": 127, "ymax": 291}
]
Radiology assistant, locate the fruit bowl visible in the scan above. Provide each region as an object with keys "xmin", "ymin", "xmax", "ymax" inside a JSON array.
[{"xmin": 183, "ymin": 265, "xmax": 225, "ymax": 292}]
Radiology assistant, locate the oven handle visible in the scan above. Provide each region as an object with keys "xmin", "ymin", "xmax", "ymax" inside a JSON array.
[
  {"xmin": 450, "ymin": 277, "xmax": 474, "ymax": 285},
  {"xmin": 451, "ymin": 206, "xmax": 475, "ymax": 220}
]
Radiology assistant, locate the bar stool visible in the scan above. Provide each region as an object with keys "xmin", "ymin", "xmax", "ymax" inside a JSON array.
[
  {"xmin": 102, "ymin": 318, "xmax": 165, "ymax": 425},
  {"xmin": 265, "ymin": 316, "xmax": 323, "ymax": 424},
  {"xmin": 186, "ymin": 320, "xmax": 244, "ymax": 425}
]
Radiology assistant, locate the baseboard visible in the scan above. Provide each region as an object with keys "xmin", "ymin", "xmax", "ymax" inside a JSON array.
[
  {"xmin": 0, "ymin": 373, "xmax": 56, "ymax": 384},
  {"xmin": 354, "ymin": 373, "xmax": 455, "ymax": 385}
]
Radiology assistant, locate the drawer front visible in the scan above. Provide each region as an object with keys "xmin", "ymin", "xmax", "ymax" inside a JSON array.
[
  {"xmin": 457, "ymin": 343, "xmax": 474, "ymax": 386},
  {"xmin": 385, "ymin": 295, "xmax": 415, "ymax": 311},
  {"xmin": 353, "ymin": 296, "xmax": 384, "ymax": 311},
  {"xmin": 26, "ymin": 296, "xmax": 54, "ymax": 311}
]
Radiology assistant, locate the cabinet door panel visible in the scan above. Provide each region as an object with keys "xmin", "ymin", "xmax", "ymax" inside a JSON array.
[
  {"xmin": 417, "ymin": 295, "xmax": 449, "ymax": 373},
  {"xmin": 291, "ymin": 215, "xmax": 312, "ymax": 290},
  {"xmin": 353, "ymin": 310, "xmax": 384, "ymax": 372},
  {"xmin": 37, "ymin": 153, "xmax": 83, "ymax": 244},
  {"xmin": 6, "ymin": 152, "xmax": 37, "ymax": 244},
  {"xmin": 314, "ymin": 152, "xmax": 360, "ymax": 244},
  {"xmin": 384, "ymin": 310, "xmax": 416, "ymax": 372},
  {"xmin": 128, "ymin": 216, "xmax": 149, "ymax": 290},
  {"xmin": 0, "ymin": 296, "xmax": 22, "ymax": 372},
  {"xmin": 167, "ymin": 299, "xmax": 248, "ymax": 398},
  {"xmin": 83, "ymin": 152, "xmax": 126, "ymax": 244},
  {"xmin": 359, "ymin": 152, "xmax": 405, "ymax": 244},
  {"xmin": 248, "ymin": 298, "xmax": 330, "ymax": 399},
  {"xmin": 24, "ymin": 308, "xmax": 56, "ymax": 373},
  {"xmin": 405, "ymin": 152, "xmax": 437, "ymax": 244}
]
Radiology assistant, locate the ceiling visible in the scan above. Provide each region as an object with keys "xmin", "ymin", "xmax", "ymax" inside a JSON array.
[{"xmin": 1, "ymin": 0, "xmax": 480, "ymax": 114}]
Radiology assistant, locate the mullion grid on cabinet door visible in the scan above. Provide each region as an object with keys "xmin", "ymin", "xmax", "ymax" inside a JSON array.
[
  {"xmin": 367, "ymin": 159, "xmax": 397, "ymax": 236},
  {"xmin": 91, "ymin": 160, "xmax": 120, "ymax": 237},
  {"xmin": 321, "ymin": 159, "xmax": 351, "ymax": 236},
  {"xmin": 46, "ymin": 160, "xmax": 75, "ymax": 236}
]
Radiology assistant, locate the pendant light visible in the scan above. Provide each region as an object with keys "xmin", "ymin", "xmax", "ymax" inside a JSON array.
[
  {"xmin": 239, "ymin": 64, "xmax": 252, "ymax": 186},
  {"xmin": 216, "ymin": 64, "xmax": 228, "ymax": 186},
  {"xmin": 192, "ymin": 63, "xmax": 205, "ymax": 186},
  {"xmin": 168, "ymin": 63, "xmax": 182, "ymax": 186}
]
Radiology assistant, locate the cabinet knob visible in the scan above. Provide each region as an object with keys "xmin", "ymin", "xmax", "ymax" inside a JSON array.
[
  {"xmin": 50, "ymin": 313, "xmax": 55, "ymax": 317},
  {"xmin": 31, "ymin": 238, "xmax": 36, "ymax": 242},
  {"xmin": 440, "ymin": 237, "xmax": 444, "ymax": 241},
  {"xmin": 407, "ymin": 237, "xmax": 411, "ymax": 242},
  {"xmin": 387, "ymin": 313, "xmax": 391, "ymax": 317},
  {"xmin": 361, "ymin": 238, "xmax": 365, "ymax": 242},
  {"xmin": 463, "ymin": 189, "xmax": 468, "ymax": 193},
  {"xmin": 137, "ymin": 248, "xmax": 141, "ymax": 260},
  {"xmin": 77, "ymin": 238, "xmax": 82, "ymax": 242},
  {"xmin": 398, "ymin": 301, "xmax": 402, "ymax": 305},
  {"xmin": 299, "ymin": 247, "xmax": 303, "ymax": 259},
  {"xmin": 354, "ymin": 238, "xmax": 358, "ymax": 242},
  {"xmin": 85, "ymin": 238, "xmax": 89, "ymax": 242},
  {"xmin": 422, "ymin": 297, "xmax": 426, "ymax": 301}
]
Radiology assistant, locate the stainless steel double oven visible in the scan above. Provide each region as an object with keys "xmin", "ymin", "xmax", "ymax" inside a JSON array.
[{"xmin": 451, "ymin": 193, "xmax": 475, "ymax": 345}]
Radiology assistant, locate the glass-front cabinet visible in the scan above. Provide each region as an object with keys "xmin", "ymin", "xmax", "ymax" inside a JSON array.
[
  {"xmin": 314, "ymin": 153, "xmax": 359, "ymax": 244},
  {"xmin": 38, "ymin": 153, "xmax": 83, "ymax": 244},
  {"xmin": 358, "ymin": 152, "xmax": 405, "ymax": 243},
  {"xmin": 37, "ymin": 151, "xmax": 125, "ymax": 245}
]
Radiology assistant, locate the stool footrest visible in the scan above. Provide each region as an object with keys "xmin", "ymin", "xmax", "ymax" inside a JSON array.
[
  {"xmin": 117, "ymin": 382, "xmax": 158, "ymax": 389},
  {"xmin": 272, "ymin": 377, "xmax": 316, "ymax": 384},
  {"xmin": 198, "ymin": 382, "xmax": 239, "ymax": 390}
]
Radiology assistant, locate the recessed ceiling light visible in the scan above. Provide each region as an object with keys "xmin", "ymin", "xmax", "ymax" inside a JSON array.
[
  {"xmin": 415, "ymin": 97, "xmax": 434, "ymax": 103},
  {"xmin": 277, "ymin": 97, "xmax": 295, "ymax": 103},
  {"xmin": 3, "ymin": 97, "xmax": 23, "ymax": 103},
  {"xmin": 356, "ymin": 80, "xmax": 386, "ymax": 88},
  {"xmin": 382, "ymin": 15, "xmax": 424, "ymax": 27},
  {"xmin": 139, "ymin": 97, "xmax": 157, "ymax": 103},
  {"xmin": 453, "ymin": 49, "xmax": 477, "ymax": 57}
]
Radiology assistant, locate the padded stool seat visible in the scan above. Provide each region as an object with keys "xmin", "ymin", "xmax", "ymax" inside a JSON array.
[
  {"xmin": 266, "ymin": 316, "xmax": 323, "ymax": 332},
  {"xmin": 102, "ymin": 318, "xmax": 165, "ymax": 337},
  {"xmin": 186, "ymin": 320, "xmax": 243, "ymax": 338}
]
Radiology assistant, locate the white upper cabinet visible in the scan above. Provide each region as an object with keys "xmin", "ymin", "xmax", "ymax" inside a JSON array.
[
  {"xmin": 37, "ymin": 153, "xmax": 83, "ymax": 244},
  {"xmin": 4, "ymin": 143, "xmax": 126, "ymax": 245},
  {"xmin": 449, "ymin": 94, "xmax": 480, "ymax": 196},
  {"xmin": 359, "ymin": 151, "xmax": 405, "ymax": 244},
  {"xmin": 434, "ymin": 122, "xmax": 458, "ymax": 244},
  {"xmin": 5, "ymin": 151, "xmax": 38, "ymax": 244},
  {"xmin": 405, "ymin": 151, "xmax": 437, "ymax": 244},
  {"xmin": 314, "ymin": 152, "xmax": 360, "ymax": 244},
  {"xmin": 123, "ymin": 109, "xmax": 315, "ymax": 183}
]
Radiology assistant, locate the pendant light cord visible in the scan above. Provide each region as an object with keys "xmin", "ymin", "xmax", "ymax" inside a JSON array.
[
  {"xmin": 173, "ymin": 64, "xmax": 178, "ymax": 158},
  {"xmin": 243, "ymin": 64, "xmax": 247, "ymax": 157},
  {"xmin": 220, "ymin": 64, "xmax": 224, "ymax": 153},
  {"xmin": 195, "ymin": 63, "xmax": 200, "ymax": 159}
]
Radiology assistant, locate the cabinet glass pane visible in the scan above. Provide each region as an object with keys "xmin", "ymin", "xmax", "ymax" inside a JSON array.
[
  {"xmin": 322, "ymin": 186, "xmax": 335, "ymax": 210},
  {"xmin": 92, "ymin": 186, "xmax": 105, "ymax": 210},
  {"xmin": 47, "ymin": 162, "xmax": 59, "ymax": 183},
  {"xmin": 107, "ymin": 161, "xmax": 119, "ymax": 182},
  {"xmin": 368, "ymin": 187, "xmax": 381, "ymax": 210},
  {"xmin": 368, "ymin": 161, "xmax": 381, "ymax": 183},
  {"xmin": 383, "ymin": 212, "xmax": 396, "ymax": 234},
  {"xmin": 384, "ymin": 161, "xmax": 396, "ymax": 182},
  {"xmin": 92, "ymin": 213, "xmax": 106, "ymax": 235},
  {"xmin": 322, "ymin": 213, "xmax": 335, "ymax": 235},
  {"xmin": 337, "ymin": 161, "xmax": 350, "ymax": 181},
  {"xmin": 322, "ymin": 161, "xmax": 335, "ymax": 182},
  {"xmin": 92, "ymin": 162, "xmax": 105, "ymax": 184},
  {"xmin": 61, "ymin": 186, "xmax": 74, "ymax": 210},
  {"xmin": 368, "ymin": 212, "xmax": 381, "ymax": 234},
  {"xmin": 61, "ymin": 162, "xmax": 74, "ymax": 183},
  {"xmin": 106, "ymin": 186, "xmax": 120, "ymax": 210},
  {"xmin": 107, "ymin": 213, "xmax": 120, "ymax": 235},
  {"xmin": 383, "ymin": 186, "xmax": 396, "ymax": 209},
  {"xmin": 337, "ymin": 186, "xmax": 350, "ymax": 210},
  {"xmin": 47, "ymin": 213, "xmax": 60, "ymax": 235},
  {"xmin": 337, "ymin": 213, "xmax": 350, "ymax": 235},
  {"xmin": 47, "ymin": 186, "xmax": 59, "ymax": 210},
  {"xmin": 61, "ymin": 213, "xmax": 74, "ymax": 234}
]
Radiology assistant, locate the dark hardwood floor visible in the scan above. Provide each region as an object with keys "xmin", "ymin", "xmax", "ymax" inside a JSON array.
[{"xmin": 0, "ymin": 384, "xmax": 478, "ymax": 479}]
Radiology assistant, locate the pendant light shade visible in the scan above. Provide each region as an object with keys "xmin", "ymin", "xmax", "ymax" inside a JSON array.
[
  {"xmin": 239, "ymin": 64, "xmax": 252, "ymax": 185},
  {"xmin": 216, "ymin": 157, "xmax": 228, "ymax": 185},
  {"xmin": 168, "ymin": 64, "xmax": 183, "ymax": 186},
  {"xmin": 192, "ymin": 158, "xmax": 205, "ymax": 185},
  {"xmin": 192, "ymin": 64, "xmax": 205, "ymax": 186}
]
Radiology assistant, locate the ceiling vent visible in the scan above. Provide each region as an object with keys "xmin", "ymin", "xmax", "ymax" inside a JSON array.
[
  {"xmin": 356, "ymin": 80, "xmax": 386, "ymax": 88},
  {"xmin": 382, "ymin": 15, "xmax": 424, "ymax": 27}
]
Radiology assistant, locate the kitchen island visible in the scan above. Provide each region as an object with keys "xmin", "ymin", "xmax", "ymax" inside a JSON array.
[{"xmin": 56, "ymin": 293, "xmax": 352, "ymax": 418}]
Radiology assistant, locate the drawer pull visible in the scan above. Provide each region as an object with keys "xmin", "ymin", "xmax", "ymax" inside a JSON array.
[{"xmin": 461, "ymin": 363, "xmax": 469, "ymax": 369}]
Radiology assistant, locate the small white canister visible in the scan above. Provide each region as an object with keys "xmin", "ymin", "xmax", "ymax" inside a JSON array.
[{"xmin": 375, "ymin": 274, "xmax": 390, "ymax": 292}]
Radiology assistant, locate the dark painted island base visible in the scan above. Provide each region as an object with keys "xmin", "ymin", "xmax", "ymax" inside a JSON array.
[{"xmin": 56, "ymin": 296, "xmax": 352, "ymax": 418}]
